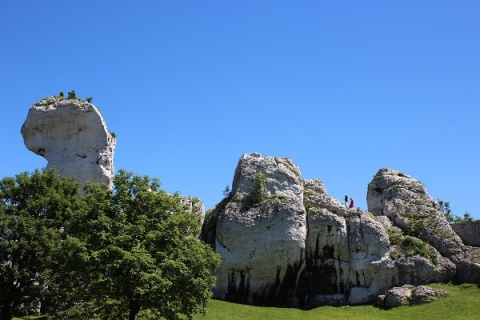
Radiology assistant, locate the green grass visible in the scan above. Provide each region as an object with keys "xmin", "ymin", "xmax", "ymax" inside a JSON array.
[
  {"xmin": 193, "ymin": 283, "xmax": 480, "ymax": 320},
  {"xmin": 13, "ymin": 283, "xmax": 480, "ymax": 320}
]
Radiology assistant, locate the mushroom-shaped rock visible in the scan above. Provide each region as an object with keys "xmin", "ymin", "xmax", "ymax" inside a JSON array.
[{"xmin": 21, "ymin": 96, "xmax": 116, "ymax": 188}]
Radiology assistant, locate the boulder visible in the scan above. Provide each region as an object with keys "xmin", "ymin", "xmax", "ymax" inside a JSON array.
[
  {"xmin": 380, "ymin": 284, "xmax": 414, "ymax": 309},
  {"xmin": 375, "ymin": 284, "xmax": 449, "ymax": 309},
  {"xmin": 411, "ymin": 285, "xmax": 449, "ymax": 305},
  {"xmin": 21, "ymin": 96, "xmax": 116, "ymax": 188}
]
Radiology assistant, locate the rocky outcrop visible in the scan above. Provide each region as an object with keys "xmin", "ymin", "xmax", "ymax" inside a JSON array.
[
  {"xmin": 451, "ymin": 221, "xmax": 480, "ymax": 247},
  {"xmin": 201, "ymin": 154, "xmax": 455, "ymax": 309},
  {"xmin": 180, "ymin": 196, "xmax": 206, "ymax": 225},
  {"xmin": 21, "ymin": 96, "xmax": 116, "ymax": 188},
  {"xmin": 375, "ymin": 284, "xmax": 449, "ymax": 309},
  {"xmin": 210, "ymin": 153, "xmax": 306, "ymax": 307},
  {"xmin": 367, "ymin": 168, "xmax": 480, "ymax": 283}
]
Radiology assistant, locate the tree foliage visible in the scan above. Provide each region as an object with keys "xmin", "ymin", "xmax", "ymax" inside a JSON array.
[
  {"xmin": 0, "ymin": 169, "xmax": 220, "ymax": 320},
  {"xmin": 0, "ymin": 169, "xmax": 82, "ymax": 320},
  {"xmin": 80, "ymin": 170, "xmax": 220, "ymax": 320},
  {"xmin": 439, "ymin": 199, "xmax": 476, "ymax": 223}
]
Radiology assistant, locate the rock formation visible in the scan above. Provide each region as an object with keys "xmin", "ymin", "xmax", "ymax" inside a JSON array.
[
  {"xmin": 21, "ymin": 95, "xmax": 116, "ymax": 188},
  {"xmin": 367, "ymin": 168, "xmax": 480, "ymax": 283},
  {"xmin": 201, "ymin": 153, "xmax": 457, "ymax": 309},
  {"xmin": 18, "ymin": 93, "xmax": 480, "ymax": 309},
  {"xmin": 451, "ymin": 221, "xmax": 480, "ymax": 247},
  {"xmin": 375, "ymin": 284, "xmax": 449, "ymax": 309},
  {"xmin": 21, "ymin": 95, "xmax": 209, "ymax": 222}
]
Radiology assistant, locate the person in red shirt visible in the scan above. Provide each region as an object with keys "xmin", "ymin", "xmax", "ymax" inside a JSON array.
[{"xmin": 349, "ymin": 198, "xmax": 354, "ymax": 208}]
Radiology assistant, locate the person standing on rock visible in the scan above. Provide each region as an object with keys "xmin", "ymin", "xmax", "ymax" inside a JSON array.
[
  {"xmin": 344, "ymin": 195, "xmax": 349, "ymax": 207},
  {"xmin": 349, "ymin": 198, "xmax": 354, "ymax": 208}
]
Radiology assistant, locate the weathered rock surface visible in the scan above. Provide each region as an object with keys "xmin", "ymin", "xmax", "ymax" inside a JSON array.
[
  {"xmin": 202, "ymin": 154, "xmax": 455, "ymax": 309},
  {"xmin": 21, "ymin": 96, "xmax": 116, "ymax": 187},
  {"xmin": 451, "ymin": 221, "xmax": 480, "ymax": 247},
  {"xmin": 211, "ymin": 153, "xmax": 307, "ymax": 306},
  {"xmin": 180, "ymin": 196, "xmax": 206, "ymax": 225},
  {"xmin": 367, "ymin": 168, "xmax": 480, "ymax": 283},
  {"xmin": 375, "ymin": 284, "xmax": 449, "ymax": 309}
]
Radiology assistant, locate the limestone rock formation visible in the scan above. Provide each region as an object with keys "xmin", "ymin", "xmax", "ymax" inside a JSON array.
[
  {"xmin": 210, "ymin": 153, "xmax": 307, "ymax": 307},
  {"xmin": 21, "ymin": 96, "xmax": 116, "ymax": 187},
  {"xmin": 180, "ymin": 196, "xmax": 206, "ymax": 225},
  {"xmin": 451, "ymin": 221, "xmax": 480, "ymax": 247},
  {"xmin": 201, "ymin": 154, "xmax": 454, "ymax": 309},
  {"xmin": 367, "ymin": 168, "xmax": 480, "ymax": 283}
]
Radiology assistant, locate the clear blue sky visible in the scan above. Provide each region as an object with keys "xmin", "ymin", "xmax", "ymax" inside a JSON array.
[{"xmin": 1, "ymin": 1, "xmax": 479, "ymax": 218}]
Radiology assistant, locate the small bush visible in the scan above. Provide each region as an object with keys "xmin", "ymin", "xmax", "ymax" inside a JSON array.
[
  {"xmin": 403, "ymin": 235, "xmax": 430, "ymax": 258},
  {"xmin": 253, "ymin": 172, "xmax": 267, "ymax": 204},
  {"xmin": 67, "ymin": 90, "xmax": 77, "ymax": 99}
]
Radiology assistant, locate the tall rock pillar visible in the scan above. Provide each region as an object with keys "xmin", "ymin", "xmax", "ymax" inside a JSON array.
[{"xmin": 21, "ymin": 95, "xmax": 116, "ymax": 188}]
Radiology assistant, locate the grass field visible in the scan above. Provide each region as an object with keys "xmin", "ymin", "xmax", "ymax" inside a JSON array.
[
  {"xmin": 13, "ymin": 283, "xmax": 480, "ymax": 319},
  {"xmin": 192, "ymin": 283, "xmax": 480, "ymax": 320}
]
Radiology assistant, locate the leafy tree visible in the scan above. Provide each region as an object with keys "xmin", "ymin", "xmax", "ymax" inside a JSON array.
[
  {"xmin": 439, "ymin": 200, "xmax": 454, "ymax": 223},
  {"xmin": 0, "ymin": 170, "xmax": 83, "ymax": 320},
  {"xmin": 439, "ymin": 200, "xmax": 476, "ymax": 223},
  {"xmin": 78, "ymin": 170, "xmax": 221, "ymax": 320},
  {"xmin": 0, "ymin": 169, "xmax": 220, "ymax": 320},
  {"xmin": 462, "ymin": 212, "xmax": 474, "ymax": 222},
  {"xmin": 454, "ymin": 211, "xmax": 474, "ymax": 223},
  {"xmin": 222, "ymin": 185, "xmax": 231, "ymax": 198}
]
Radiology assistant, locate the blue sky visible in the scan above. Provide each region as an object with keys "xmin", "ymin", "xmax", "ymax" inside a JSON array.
[{"xmin": 1, "ymin": 1, "xmax": 479, "ymax": 218}]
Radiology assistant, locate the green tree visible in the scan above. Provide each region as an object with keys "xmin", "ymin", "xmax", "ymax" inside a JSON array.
[
  {"xmin": 0, "ymin": 169, "xmax": 83, "ymax": 320},
  {"xmin": 454, "ymin": 211, "xmax": 474, "ymax": 223},
  {"xmin": 79, "ymin": 170, "xmax": 220, "ymax": 320},
  {"xmin": 439, "ymin": 200, "xmax": 476, "ymax": 223},
  {"xmin": 438, "ymin": 200, "xmax": 454, "ymax": 223},
  {"xmin": 222, "ymin": 185, "xmax": 231, "ymax": 198},
  {"xmin": 1, "ymin": 169, "xmax": 220, "ymax": 320}
]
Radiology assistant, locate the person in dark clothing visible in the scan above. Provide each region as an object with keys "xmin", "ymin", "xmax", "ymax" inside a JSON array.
[{"xmin": 344, "ymin": 195, "xmax": 349, "ymax": 207}]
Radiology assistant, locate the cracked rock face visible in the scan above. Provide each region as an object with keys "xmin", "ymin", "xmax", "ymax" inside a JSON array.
[
  {"xmin": 212, "ymin": 153, "xmax": 307, "ymax": 307},
  {"xmin": 202, "ymin": 154, "xmax": 453, "ymax": 309},
  {"xmin": 21, "ymin": 96, "xmax": 116, "ymax": 188}
]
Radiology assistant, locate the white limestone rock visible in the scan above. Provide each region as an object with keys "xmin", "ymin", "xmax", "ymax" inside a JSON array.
[
  {"xmin": 376, "ymin": 284, "xmax": 449, "ymax": 309},
  {"xmin": 21, "ymin": 96, "xmax": 116, "ymax": 188},
  {"xmin": 302, "ymin": 180, "xmax": 395, "ymax": 306},
  {"xmin": 213, "ymin": 153, "xmax": 307, "ymax": 306},
  {"xmin": 377, "ymin": 284, "xmax": 414, "ymax": 309},
  {"xmin": 202, "ymin": 156, "xmax": 459, "ymax": 309},
  {"xmin": 367, "ymin": 168, "xmax": 480, "ymax": 283}
]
